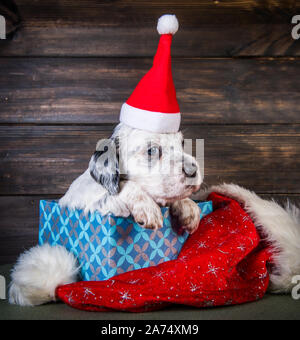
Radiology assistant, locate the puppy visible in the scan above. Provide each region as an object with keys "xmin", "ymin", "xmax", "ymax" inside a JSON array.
[{"xmin": 59, "ymin": 123, "xmax": 202, "ymax": 234}]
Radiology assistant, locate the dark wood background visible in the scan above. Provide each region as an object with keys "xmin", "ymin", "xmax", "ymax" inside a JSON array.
[{"xmin": 0, "ymin": 0, "xmax": 299, "ymax": 265}]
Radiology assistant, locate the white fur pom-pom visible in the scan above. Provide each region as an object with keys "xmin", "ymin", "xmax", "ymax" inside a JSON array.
[
  {"xmin": 157, "ymin": 14, "xmax": 179, "ymax": 35},
  {"xmin": 9, "ymin": 244, "xmax": 79, "ymax": 306}
]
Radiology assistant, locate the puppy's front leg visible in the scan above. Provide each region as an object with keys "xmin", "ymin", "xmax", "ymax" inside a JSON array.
[
  {"xmin": 170, "ymin": 198, "xmax": 200, "ymax": 234},
  {"xmin": 118, "ymin": 181, "xmax": 164, "ymax": 230}
]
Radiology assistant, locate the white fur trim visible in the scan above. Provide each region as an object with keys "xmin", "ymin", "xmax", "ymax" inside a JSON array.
[
  {"xmin": 9, "ymin": 244, "xmax": 79, "ymax": 306},
  {"xmin": 157, "ymin": 14, "xmax": 179, "ymax": 35},
  {"xmin": 195, "ymin": 184, "xmax": 300, "ymax": 293},
  {"xmin": 120, "ymin": 103, "xmax": 181, "ymax": 133}
]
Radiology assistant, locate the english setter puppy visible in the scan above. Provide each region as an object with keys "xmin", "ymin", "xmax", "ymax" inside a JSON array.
[{"xmin": 59, "ymin": 122, "xmax": 202, "ymax": 234}]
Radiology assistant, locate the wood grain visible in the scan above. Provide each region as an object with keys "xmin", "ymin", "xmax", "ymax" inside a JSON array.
[
  {"xmin": 0, "ymin": 124, "xmax": 299, "ymax": 196},
  {"xmin": 0, "ymin": 0, "xmax": 299, "ymax": 265},
  {"xmin": 0, "ymin": 195, "xmax": 42, "ymax": 265},
  {"xmin": 1, "ymin": 57, "xmax": 300, "ymax": 124},
  {"xmin": 1, "ymin": 193, "xmax": 299, "ymax": 265},
  {"xmin": 0, "ymin": 0, "xmax": 299, "ymax": 57}
]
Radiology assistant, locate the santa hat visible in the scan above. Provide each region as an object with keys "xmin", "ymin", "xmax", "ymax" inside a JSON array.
[{"xmin": 120, "ymin": 14, "xmax": 181, "ymax": 134}]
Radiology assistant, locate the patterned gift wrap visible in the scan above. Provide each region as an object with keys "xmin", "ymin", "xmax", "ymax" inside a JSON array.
[{"xmin": 39, "ymin": 200, "xmax": 213, "ymax": 281}]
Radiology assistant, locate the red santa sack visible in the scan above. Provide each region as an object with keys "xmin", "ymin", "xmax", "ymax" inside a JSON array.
[{"xmin": 56, "ymin": 192, "xmax": 272, "ymax": 312}]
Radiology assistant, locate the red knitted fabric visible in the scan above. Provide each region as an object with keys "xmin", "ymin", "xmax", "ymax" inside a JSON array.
[{"xmin": 56, "ymin": 193, "xmax": 272, "ymax": 312}]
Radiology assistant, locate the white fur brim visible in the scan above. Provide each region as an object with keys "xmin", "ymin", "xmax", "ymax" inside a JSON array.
[
  {"xmin": 9, "ymin": 244, "xmax": 79, "ymax": 306},
  {"xmin": 120, "ymin": 103, "xmax": 181, "ymax": 133}
]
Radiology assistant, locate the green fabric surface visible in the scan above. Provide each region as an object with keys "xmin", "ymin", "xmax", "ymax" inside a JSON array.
[{"xmin": 0, "ymin": 264, "xmax": 299, "ymax": 320}]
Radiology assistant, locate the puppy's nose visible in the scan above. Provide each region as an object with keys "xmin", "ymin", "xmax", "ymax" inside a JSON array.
[{"xmin": 183, "ymin": 162, "xmax": 197, "ymax": 178}]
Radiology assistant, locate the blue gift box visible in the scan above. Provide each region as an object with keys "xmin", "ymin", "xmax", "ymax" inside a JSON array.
[{"xmin": 39, "ymin": 200, "xmax": 213, "ymax": 281}]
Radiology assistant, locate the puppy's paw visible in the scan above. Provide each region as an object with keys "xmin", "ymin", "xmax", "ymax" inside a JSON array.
[
  {"xmin": 171, "ymin": 198, "xmax": 200, "ymax": 234},
  {"xmin": 97, "ymin": 194, "xmax": 131, "ymax": 218},
  {"xmin": 131, "ymin": 197, "xmax": 163, "ymax": 230}
]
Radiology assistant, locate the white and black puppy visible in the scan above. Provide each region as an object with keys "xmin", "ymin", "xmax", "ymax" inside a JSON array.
[{"xmin": 59, "ymin": 122, "xmax": 202, "ymax": 234}]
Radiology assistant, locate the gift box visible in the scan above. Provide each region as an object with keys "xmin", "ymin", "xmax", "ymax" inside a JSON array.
[{"xmin": 39, "ymin": 200, "xmax": 213, "ymax": 281}]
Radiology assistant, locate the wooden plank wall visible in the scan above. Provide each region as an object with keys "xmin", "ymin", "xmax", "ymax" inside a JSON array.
[{"xmin": 0, "ymin": 0, "xmax": 300, "ymax": 264}]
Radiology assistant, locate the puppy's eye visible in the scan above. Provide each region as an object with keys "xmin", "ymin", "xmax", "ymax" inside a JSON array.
[
  {"xmin": 148, "ymin": 146, "xmax": 161, "ymax": 157},
  {"xmin": 182, "ymin": 140, "xmax": 185, "ymax": 148}
]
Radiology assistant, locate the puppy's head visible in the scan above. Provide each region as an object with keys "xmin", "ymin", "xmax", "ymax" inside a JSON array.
[{"xmin": 89, "ymin": 123, "xmax": 202, "ymax": 205}]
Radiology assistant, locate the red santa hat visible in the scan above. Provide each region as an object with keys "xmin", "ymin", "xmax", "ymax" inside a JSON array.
[{"xmin": 120, "ymin": 14, "xmax": 181, "ymax": 133}]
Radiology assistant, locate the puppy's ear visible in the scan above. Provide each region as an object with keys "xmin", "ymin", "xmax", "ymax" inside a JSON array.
[{"xmin": 89, "ymin": 138, "xmax": 120, "ymax": 195}]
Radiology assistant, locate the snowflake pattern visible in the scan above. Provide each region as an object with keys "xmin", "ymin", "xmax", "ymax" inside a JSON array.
[
  {"xmin": 120, "ymin": 291, "xmax": 132, "ymax": 304},
  {"xmin": 66, "ymin": 292, "xmax": 74, "ymax": 304},
  {"xmin": 190, "ymin": 283, "xmax": 201, "ymax": 292},
  {"xmin": 83, "ymin": 288, "xmax": 95, "ymax": 299},
  {"xmin": 242, "ymin": 215, "xmax": 251, "ymax": 223},
  {"xmin": 207, "ymin": 263, "xmax": 220, "ymax": 277},
  {"xmin": 153, "ymin": 271, "xmax": 166, "ymax": 283},
  {"xmin": 237, "ymin": 245, "xmax": 246, "ymax": 252},
  {"xmin": 205, "ymin": 217, "xmax": 214, "ymax": 226},
  {"xmin": 197, "ymin": 241, "xmax": 207, "ymax": 249},
  {"xmin": 129, "ymin": 279, "xmax": 140, "ymax": 284}
]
